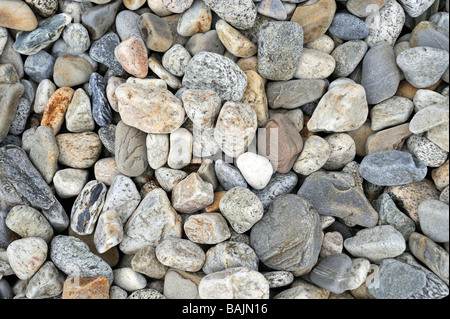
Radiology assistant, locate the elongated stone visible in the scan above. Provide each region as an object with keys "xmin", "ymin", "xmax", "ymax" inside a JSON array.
[
  {"xmin": 81, "ymin": 0, "xmax": 122, "ymax": 40},
  {"xmin": 0, "ymin": 83, "xmax": 24, "ymax": 143},
  {"xmin": 409, "ymin": 101, "xmax": 449, "ymax": 134},
  {"xmin": 146, "ymin": 134, "xmax": 169, "ymax": 170},
  {"xmin": 29, "ymin": 125, "xmax": 59, "ymax": 184},
  {"xmin": 70, "ymin": 180, "xmax": 107, "ymax": 236},
  {"xmin": 41, "ymin": 87, "xmax": 74, "ymax": 135},
  {"xmin": 253, "ymin": 171, "xmax": 298, "ymax": 210},
  {"xmin": 88, "ymin": 72, "xmax": 111, "ymax": 127},
  {"xmin": 89, "ymin": 32, "xmax": 124, "ymax": 76},
  {"xmin": 167, "ymin": 128, "xmax": 193, "ymax": 169},
  {"xmin": 216, "ymin": 19, "xmax": 257, "ymax": 58},
  {"xmin": 266, "ymin": 79, "xmax": 327, "ymax": 109},
  {"xmin": 0, "ymin": 145, "xmax": 68, "ymax": 232},
  {"xmin": 13, "ymin": 13, "xmax": 71, "ymax": 55},
  {"xmin": 50, "ymin": 235, "xmax": 114, "ymax": 285},
  {"xmin": 0, "ymin": 0, "xmax": 38, "ymax": 31},
  {"xmin": 94, "ymin": 210, "xmax": 123, "ymax": 254},
  {"xmin": 298, "ymin": 171, "xmax": 379, "ymax": 227}
]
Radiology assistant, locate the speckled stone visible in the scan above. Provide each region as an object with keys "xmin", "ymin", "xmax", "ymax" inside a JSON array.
[
  {"xmin": 274, "ymin": 279, "xmax": 330, "ymax": 299},
  {"xmin": 432, "ymin": 160, "xmax": 449, "ymax": 191},
  {"xmin": 253, "ymin": 171, "xmax": 298, "ymax": 210},
  {"xmin": 25, "ymin": 261, "xmax": 64, "ymax": 299},
  {"xmin": 331, "ymin": 40, "xmax": 368, "ymax": 77},
  {"xmin": 257, "ymin": 21, "xmax": 303, "ymax": 81},
  {"xmin": 203, "ymin": 0, "xmax": 257, "ymax": 30},
  {"xmin": 162, "ymin": 44, "xmax": 191, "ymax": 77},
  {"xmin": 7, "ymin": 237, "xmax": 47, "ymax": 280},
  {"xmin": 262, "ymin": 271, "xmax": 294, "ymax": 289},
  {"xmin": 406, "ymin": 134, "xmax": 448, "ymax": 168},
  {"xmin": 89, "ymin": 32, "xmax": 124, "ymax": 76},
  {"xmin": 250, "ymin": 194, "xmax": 322, "ymax": 276},
  {"xmin": 322, "ymin": 133, "xmax": 356, "ymax": 170},
  {"xmin": 298, "ymin": 171, "xmax": 379, "ymax": 227},
  {"xmin": 319, "ymin": 231, "xmax": 344, "ymax": 257},
  {"xmin": 88, "ymin": 72, "xmax": 111, "ymax": 127},
  {"xmin": 329, "ymin": 12, "xmax": 369, "ymax": 40},
  {"xmin": 9, "ymin": 97, "xmax": 31, "ymax": 136},
  {"xmin": 127, "ymin": 288, "xmax": 166, "ymax": 299},
  {"xmin": 199, "ymin": 267, "xmax": 269, "ymax": 299},
  {"xmin": 56, "ymin": 132, "xmax": 103, "ymax": 169}
]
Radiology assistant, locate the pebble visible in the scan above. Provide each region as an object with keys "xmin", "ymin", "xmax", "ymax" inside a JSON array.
[
  {"xmin": 359, "ymin": 150, "xmax": 428, "ymax": 186},
  {"xmin": 216, "ymin": 19, "xmax": 257, "ymax": 58},
  {"xmin": 202, "ymin": 241, "xmax": 258, "ymax": 274},
  {"xmin": 93, "ymin": 158, "xmax": 120, "ymax": 186},
  {"xmin": 114, "ymin": 35, "xmax": 148, "ymax": 79},
  {"xmin": 5, "ymin": 205, "xmax": 54, "ymax": 243},
  {"xmin": 162, "ymin": 44, "xmax": 191, "ymax": 77},
  {"xmin": 427, "ymin": 121, "xmax": 449, "ymax": 153},
  {"xmin": 171, "ymin": 172, "xmax": 214, "ymax": 213},
  {"xmin": 236, "ymin": 152, "xmax": 273, "ymax": 190},
  {"xmin": 13, "ymin": 13, "xmax": 71, "ymax": 55},
  {"xmin": 293, "ymin": 135, "xmax": 330, "ymax": 176},
  {"xmin": 370, "ymin": 96, "xmax": 414, "ymax": 131},
  {"xmin": 298, "ymin": 171, "xmax": 379, "ymax": 227},
  {"xmin": 114, "ymin": 121, "xmax": 148, "ymax": 177},
  {"xmin": 53, "ymin": 168, "xmax": 89, "ymax": 199},
  {"xmin": 25, "ymin": 261, "xmax": 64, "ymax": 299},
  {"xmin": 290, "ymin": 0, "xmax": 336, "ymax": 43},
  {"xmin": 361, "ymin": 41, "xmax": 401, "ymax": 105},
  {"xmin": 115, "ymin": 10, "xmax": 141, "ymax": 42},
  {"xmin": 409, "ymin": 21, "xmax": 449, "ymax": 52},
  {"xmin": 33, "ymin": 79, "xmax": 56, "ymax": 114},
  {"xmin": 62, "ymin": 23, "xmax": 91, "ymax": 54},
  {"xmin": 177, "ymin": 0, "xmax": 211, "ymax": 36},
  {"xmin": 203, "ymin": 0, "xmax": 257, "ymax": 30},
  {"xmin": 131, "ymin": 246, "xmax": 168, "ymax": 279},
  {"xmin": 273, "ymin": 279, "xmax": 330, "ymax": 299},
  {"xmin": 29, "ymin": 125, "xmax": 59, "ymax": 184},
  {"xmin": 397, "ymin": 47, "xmax": 449, "ymax": 89},
  {"xmin": 198, "ymin": 267, "xmax": 269, "ymax": 299},
  {"xmin": 62, "ymin": 275, "xmax": 110, "ymax": 299},
  {"xmin": 56, "ymin": 132, "xmax": 103, "ymax": 169},
  {"xmin": 329, "ymin": 12, "xmax": 369, "ymax": 40},
  {"xmin": 262, "ymin": 271, "xmax": 294, "ymax": 289},
  {"xmin": 0, "ymin": 0, "xmax": 38, "ymax": 31},
  {"xmin": 113, "ymin": 267, "xmax": 147, "ymax": 292},
  {"xmin": 184, "ymin": 213, "xmax": 231, "ymax": 244},
  {"xmin": 146, "ymin": 135, "xmax": 170, "ymax": 171},
  {"xmin": 310, "ymin": 253, "xmax": 353, "ymax": 294},
  {"xmin": 372, "ymin": 193, "xmax": 416, "ymax": 240},
  {"xmin": 241, "ymin": 70, "xmax": 269, "ymax": 126},
  {"xmin": 294, "ymin": 48, "xmax": 335, "ymax": 79},
  {"xmin": 65, "ymin": 88, "xmax": 95, "ymax": 133},
  {"xmin": 215, "ymin": 160, "xmax": 248, "ymax": 190},
  {"xmin": 365, "ymin": 123, "xmax": 412, "ymax": 155},
  {"xmin": 124, "ymin": 0, "xmax": 147, "ymax": 10},
  {"xmin": 163, "ymin": 269, "xmax": 203, "ymax": 299},
  {"xmin": 308, "ymin": 83, "xmax": 368, "ymax": 133},
  {"xmin": 398, "ymin": 0, "xmax": 435, "ymax": 18},
  {"xmin": 41, "ymin": 87, "xmax": 74, "ymax": 135},
  {"xmin": 54, "ymin": 54, "xmax": 92, "ymax": 88},
  {"xmin": 120, "ymin": 188, "xmax": 182, "ymax": 254},
  {"xmin": 253, "ymin": 171, "xmax": 298, "ymax": 210},
  {"xmin": 322, "ymin": 133, "xmax": 356, "ymax": 170},
  {"xmin": 257, "ymin": 21, "xmax": 303, "ymax": 80},
  {"xmin": 138, "ymin": 12, "xmax": 173, "ymax": 53},
  {"xmin": 94, "ymin": 210, "xmax": 124, "ymax": 254},
  {"xmin": 0, "ymin": 82, "xmax": 24, "ymax": 142},
  {"xmin": 127, "ymin": 288, "xmax": 166, "ymax": 299},
  {"xmin": 432, "ymin": 160, "xmax": 449, "ymax": 191},
  {"xmin": 365, "ymin": 0, "xmax": 405, "ymax": 47},
  {"xmin": 331, "ymin": 40, "xmax": 368, "ymax": 77},
  {"xmin": 89, "ymin": 72, "xmax": 111, "ymax": 127},
  {"xmin": 320, "ymin": 231, "xmax": 344, "ymax": 257},
  {"xmin": 155, "ymin": 238, "xmax": 205, "ymax": 272},
  {"xmin": 367, "ymin": 258, "xmax": 427, "ymax": 299},
  {"xmin": 250, "ymin": 194, "xmax": 322, "ymax": 276},
  {"xmin": 167, "ymin": 128, "xmax": 193, "ymax": 169},
  {"xmin": 418, "ymin": 200, "xmax": 449, "ymax": 243},
  {"xmin": 344, "ymin": 225, "xmax": 406, "ymax": 263},
  {"xmin": 347, "ymin": 258, "xmax": 371, "ymax": 291},
  {"xmin": 406, "ymin": 134, "xmax": 448, "ymax": 168},
  {"xmin": 266, "ymin": 79, "xmax": 327, "ymax": 109},
  {"xmin": 184, "ymin": 30, "xmax": 225, "ymax": 56},
  {"xmin": 7, "ymin": 237, "xmax": 47, "ymax": 280},
  {"xmin": 0, "ymin": 28, "xmax": 7, "ymax": 54},
  {"xmin": 81, "ymin": 0, "xmax": 122, "ymax": 41},
  {"xmin": 24, "ymin": 51, "xmax": 55, "ymax": 84}
]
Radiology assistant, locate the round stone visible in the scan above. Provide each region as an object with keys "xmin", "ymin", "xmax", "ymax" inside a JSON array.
[
  {"xmin": 294, "ymin": 48, "xmax": 335, "ymax": 79},
  {"xmin": 155, "ymin": 238, "xmax": 205, "ymax": 272},
  {"xmin": 24, "ymin": 50, "xmax": 55, "ymax": 83},
  {"xmin": 62, "ymin": 23, "xmax": 91, "ymax": 54},
  {"xmin": 184, "ymin": 213, "xmax": 231, "ymax": 245},
  {"xmin": 236, "ymin": 152, "xmax": 273, "ymax": 190},
  {"xmin": 5, "ymin": 205, "xmax": 54, "ymax": 243},
  {"xmin": 56, "ymin": 132, "xmax": 102, "ymax": 169},
  {"xmin": 114, "ymin": 35, "xmax": 148, "ymax": 79},
  {"xmin": 7, "ymin": 237, "xmax": 47, "ymax": 280},
  {"xmin": 162, "ymin": 44, "xmax": 191, "ymax": 77},
  {"xmin": 53, "ymin": 168, "xmax": 89, "ymax": 199},
  {"xmin": 0, "ymin": 0, "xmax": 38, "ymax": 31},
  {"xmin": 113, "ymin": 267, "xmax": 147, "ymax": 292}
]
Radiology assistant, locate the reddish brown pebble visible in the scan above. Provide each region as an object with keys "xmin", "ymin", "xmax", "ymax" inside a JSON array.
[
  {"xmin": 41, "ymin": 87, "xmax": 75, "ymax": 135},
  {"xmin": 62, "ymin": 275, "xmax": 110, "ymax": 299},
  {"xmin": 114, "ymin": 35, "xmax": 149, "ymax": 78}
]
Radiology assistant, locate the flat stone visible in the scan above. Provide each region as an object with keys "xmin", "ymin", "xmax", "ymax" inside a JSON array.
[
  {"xmin": 5, "ymin": 205, "xmax": 54, "ymax": 243},
  {"xmin": 365, "ymin": 123, "xmax": 412, "ymax": 155},
  {"xmin": 308, "ymin": 83, "xmax": 368, "ymax": 132},
  {"xmin": 407, "ymin": 134, "xmax": 448, "ymax": 168},
  {"xmin": 250, "ymin": 194, "xmax": 322, "ymax": 275},
  {"xmin": 266, "ymin": 79, "xmax": 327, "ymax": 109},
  {"xmin": 410, "ymin": 21, "xmax": 449, "ymax": 52},
  {"xmin": 131, "ymin": 246, "xmax": 168, "ymax": 279},
  {"xmin": 155, "ymin": 238, "xmax": 205, "ymax": 272},
  {"xmin": 397, "ymin": 47, "xmax": 449, "ymax": 89},
  {"xmin": 89, "ymin": 32, "xmax": 124, "ymax": 76},
  {"xmin": 370, "ymin": 96, "xmax": 414, "ymax": 131},
  {"xmin": 290, "ymin": 0, "xmax": 336, "ymax": 43},
  {"xmin": 120, "ymin": 188, "xmax": 182, "ymax": 254},
  {"xmin": 24, "ymin": 50, "xmax": 55, "ymax": 83},
  {"xmin": 203, "ymin": 0, "xmax": 257, "ymax": 30},
  {"xmin": 260, "ymin": 113, "xmax": 303, "ymax": 173},
  {"xmin": 116, "ymin": 83, "xmax": 185, "ymax": 134},
  {"xmin": 13, "ymin": 13, "xmax": 71, "ymax": 55},
  {"xmin": 413, "ymin": 89, "xmax": 448, "ymax": 112},
  {"xmin": 293, "ymin": 135, "xmax": 330, "ymax": 176},
  {"xmin": 198, "ymin": 267, "xmax": 269, "ymax": 299},
  {"xmin": 331, "ymin": 40, "xmax": 368, "ymax": 77},
  {"xmin": 29, "ymin": 125, "xmax": 59, "ymax": 184},
  {"xmin": 81, "ymin": 0, "xmax": 122, "ymax": 40},
  {"xmin": 329, "ymin": 12, "xmax": 369, "ymax": 40},
  {"xmin": 148, "ymin": 54, "xmax": 182, "ymax": 90},
  {"xmin": 0, "ymin": 0, "xmax": 38, "ymax": 31},
  {"xmin": 62, "ymin": 275, "xmax": 109, "ymax": 299},
  {"xmin": 361, "ymin": 41, "xmax": 401, "ymax": 105},
  {"xmin": 372, "ymin": 193, "xmax": 416, "ymax": 240},
  {"xmin": 257, "ymin": 21, "xmax": 303, "ymax": 80},
  {"xmin": 344, "ymin": 225, "xmax": 406, "ymax": 263},
  {"xmin": 25, "ymin": 261, "xmax": 64, "ymax": 299},
  {"xmin": 202, "ymin": 241, "xmax": 258, "ymax": 274},
  {"xmin": 214, "ymin": 160, "xmax": 248, "ymax": 190},
  {"xmin": 65, "ymin": 88, "xmax": 95, "ymax": 133},
  {"xmin": 41, "ymin": 87, "xmax": 74, "ymax": 135},
  {"xmin": 0, "ymin": 145, "xmax": 68, "ymax": 232},
  {"xmin": 7, "ymin": 237, "xmax": 47, "ymax": 280},
  {"xmin": 114, "ymin": 121, "xmax": 148, "ymax": 177},
  {"xmin": 310, "ymin": 253, "xmax": 352, "ymax": 294},
  {"xmin": 172, "ymin": 173, "xmax": 214, "ymax": 214},
  {"xmin": 53, "ymin": 168, "xmax": 89, "ymax": 199},
  {"xmin": 56, "ymin": 132, "xmax": 102, "ymax": 169},
  {"xmin": 365, "ymin": 0, "xmax": 405, "ymax": 47},
  {"xmin": 418, "ymin": 200, "xmax": 449, "ymax": 243},
  {"xmin": 253, "ymin": 171, "xmax": 298, "ymax": 210}
]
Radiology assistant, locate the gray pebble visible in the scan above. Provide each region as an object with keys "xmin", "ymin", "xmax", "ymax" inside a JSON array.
[
  {"xmin": 262, "ymin": 271, "xmax": 294, "ymax": 288},
  {"xmin": 406, "ymin": 134, "xmax": 448, "ymax": 168},
  {"xmin": 24, "ymin": 51, "xmax": 55, "ymax": 83},
  {"xmin": 115, "ymin": 10, "xmax": 142, "ymax": 41},
  {"xmin": 310, "ymin": 253, "xmax": 353, "ymax": 294},
  {"xmin": 418, "ymin": 200, "xmax": 449, "ymax": 243},
  {"xmin": 89, "ymin": 32, "xmax": 125, "ymax": 76},
  {"xmin": 214, "ymin": 160, "xmax": 248, "ymax": 190},
  {"xmin": 253, "ymin": 171, "xmax": 298, "ymax": 210},
  {"xmin": 115, "ymin": 121, "xmax": 148, "ymax": 177},
  {"xmin": 25, "ymin": 261, "xmax": 64, "ymax": 299},
  {"xmin": 328, "ymin": 12, "xmax": 369, "ymax": 40},
  {"xmin": 5, "ymin": 205, "xmax": 54, "ymax": 243}
]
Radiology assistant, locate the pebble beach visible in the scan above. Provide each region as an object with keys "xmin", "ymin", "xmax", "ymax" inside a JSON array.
[{"xmin": 0, "ymin": 0, "xmax": 449, "ymax": 301}]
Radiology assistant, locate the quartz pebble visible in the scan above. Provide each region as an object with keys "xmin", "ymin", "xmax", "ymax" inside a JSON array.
[
  {"xmin": 155, "ymin": 238, "xmax": 205, "ymax": 272},
  {"xmin": 7, "ymin": 237, "xmax": 47, "ymax": 280}
]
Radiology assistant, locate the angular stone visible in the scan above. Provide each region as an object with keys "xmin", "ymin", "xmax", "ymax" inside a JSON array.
[
  {"xmin": 7, "ymin": 237, "xmax": 47, "ymax": 280},
  {"xmin": 257, "ymin": 21, "xmax": 303, "ymax": 80},
  {"xmin": 89, "ymin": 32, "xmax": 124, "ymax": 75},
  {"xmin": 56, "ymin": 132, "xmax": 102, "ymax": 169},
  {"xmin": 347, "ymin": 257, "xmax": 371, "ymax": 290},
  {"xmin": 308, "ymin": 83, "xmax": 368, "ymax": 132},
  {"xmin": 183, "ymin": 51, "xmax": 247, "ymax": 102},
  {"xmin": 5, "ymin": 205, "xmax": 54, "ymax": 243},
  {"xmin": 344, "ymin": 225, "xmax": 406, "ymax": 263},
  {"xmin": 114, "ymin": 121, "xmax": 148, "ymax": 177},
  {"xmin": 93, "ymin": 210, "xmax": 123, "ymax": 254},
  {"xmin": 365, "ymin": 123, "xmax": 412, "ymax": 155},
  {"xmin": 116, "ymin": 83, "xmax": 185, "ymax": 134},
  {"xmin": 13, "ymin": 13, "xmax": 71, "ymax": 55},
  {"xmin": 361, "ymin": 40, "xmax": 401, "ymax": 105},
  {"xmin": 199, "ymin": 267, "xmax": 269, "ymax": 299},
  {"xmin": 155, "ymin": 238, "xmax": 205, "ymax": 272},
  {"xmin": 267, "ymin": 79, "xmax": 326, "ymax": 110},
  {"xmin": 0, "ymin": 145, "xmax": 68, "ymax": 232},
  {"xmin": 184, "ymin": 213, "xmax": 230, "ymax": 244},
  {"xmin": 81, "ymin": 0, "xmax": 122, "ymax": 41},
  {"xmin": 250, "ymin": 194, "xmax": 323, "ymax": 275},
  {"xmin": 62, "ymin": 275, "xmax": 110, "ymax": 299},
  {"xmin": 203, "ymin": 0, "xmax": 257, "ymax": 30},
  {"xmin": 298, "ymin": 171, "xmax": 379, "ymax": 227},
  {"xmin": 120, "ymin": 188, "xmax": 182, "ymax": 254},
  {"xmin": 171, "ymin": 173, "xmax": 214, "ymax": 214},
  {"xmin": 25, "ymin": 261, "xmax": 64, "ymax": 299},
  {"xmin": 41, "ymin": 87, "xmax": 74, "ymax": 135}
]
